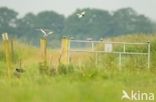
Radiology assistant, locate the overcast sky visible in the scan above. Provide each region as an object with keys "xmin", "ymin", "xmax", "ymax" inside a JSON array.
[{"xmin": 0, "ymin": 0, "xmax": 156, "ymax": 21}]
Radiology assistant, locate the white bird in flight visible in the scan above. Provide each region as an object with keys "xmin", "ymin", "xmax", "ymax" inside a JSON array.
[
  {"xmin": 76, "ymin": 11, "xmax": 86, "ymax": 18},
  {"xmin": 37, "ymin": 28, "xmax": 54, "ymax": 38}
]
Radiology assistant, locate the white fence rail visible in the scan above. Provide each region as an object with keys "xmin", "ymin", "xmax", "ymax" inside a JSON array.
[{"xmin": 68, "ymin": 40, "xmax": 150, "ymax": 69}]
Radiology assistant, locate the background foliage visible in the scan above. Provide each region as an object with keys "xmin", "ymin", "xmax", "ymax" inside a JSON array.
[{"xmin": 0, "ymin": 7, "xmax": 155, "ymax": 46}]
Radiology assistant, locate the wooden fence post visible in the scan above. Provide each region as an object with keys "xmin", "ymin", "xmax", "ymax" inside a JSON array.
[
  {"xmin": 2, "ymin": 33, "xmax": 13, "ymax": 78},
  {"xmin": 60, "ymin": 37, "xmax": 70, "ymax": 65},
  {"xmin": 39, "ymin": 38, "xmax": 49, "ymax": 74},
  {"xmin": 40, "ymin": 38, "xmax": 47, "ymax": 66}
]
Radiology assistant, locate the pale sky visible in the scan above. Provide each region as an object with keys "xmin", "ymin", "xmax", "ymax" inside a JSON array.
[{"xmin": 0, "ymin": 0, "xmax": 156, "ymax": 21}]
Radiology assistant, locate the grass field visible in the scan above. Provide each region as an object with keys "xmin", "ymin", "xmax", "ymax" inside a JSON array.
[{"xmin": 0, "ymin": 34, "xmax": 156, "ymax": 102}]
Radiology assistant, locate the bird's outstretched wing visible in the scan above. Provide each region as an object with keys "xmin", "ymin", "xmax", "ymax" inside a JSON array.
[
  {"xmin": 81, "ymin": 11, "xmax": 85, "ymax": 15},
  {"xmin": 40, "ymin": 29, "xmax": 47, "ymax": 36},
  {"xmin": 76, "ymin": 14, "xmax": 82, "ymax": 18},
  {"xmin": 48, "ymin": 31, "xmax": 54, "ymax": 35},
  {"xmin": 76, "ymin": 11, "xmax": 86, "ymax": 18},
  {"xmin": 36, "ymin": 28, "xmax": 54, "ymax": 38}
]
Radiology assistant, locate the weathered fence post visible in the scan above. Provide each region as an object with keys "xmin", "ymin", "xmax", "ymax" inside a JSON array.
[
  {"xmin": 40, "ymin": 38, "xmax": 47, "ymax": 64},
  {"xmin": 2, "ymin": 33, "xmax": 14, "ymax": 78},
  {"xmin": 147, "ymin": 41, "xmax": 150, "ymax": 69},
  {"xmin": 39, "ymin": 37, "xmax": 48, "ymax": 73},
  {"xmin": 60, "ymin": 37, "xmax": 70, "ymax": 65}
]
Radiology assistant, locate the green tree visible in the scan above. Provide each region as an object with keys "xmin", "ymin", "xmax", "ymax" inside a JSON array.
[
  {"xmin": 36, "ymin": 11, "xmax": 65, "ymax": 35},
  {"xmin": 134, "ymin": 15, "xmax": 153, "ymax": 33},
  {"xmin": 16, "ymin": 11, "xmax": 65, "ymax": 46},
  {"xmin": 111, "ymin": 8, "xmax": 153, "ymax": 35},
  {"xmin": 16, "ymin": 13, "xmax": 36, "ymax": 38},
  {"xmin": 0, "ymin": 7, "xmax": 18, "ymax": 36},
  {"xmin": 35, "ymin": 11, "xmax": 65, "ymax": 46},
  {"xmin": 0, "ymin": 7, "xmax": 155, "ymax": 44},
  {"xmin": 63, "ymin": 8, "xmax": 112, "ymax": 39}
]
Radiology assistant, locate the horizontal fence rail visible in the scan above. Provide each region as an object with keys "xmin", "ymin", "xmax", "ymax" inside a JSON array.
[{"xmin": 68, "ymin": 40, "xmax": 150, "ymax": 69}]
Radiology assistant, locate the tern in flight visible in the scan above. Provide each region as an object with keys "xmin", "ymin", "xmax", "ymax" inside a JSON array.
[
  {"xmin": 77, "ymin": 11, "xmax": 86, "ymax": 18},
  {"xmin": 37, "ymin": 28, "xmax": 54, "ymax": 38}
]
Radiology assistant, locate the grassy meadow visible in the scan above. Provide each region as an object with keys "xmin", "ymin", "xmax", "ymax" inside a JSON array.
[{"xmin": 0, "ymin": 34, "xmax": 156, "ymax": 102}]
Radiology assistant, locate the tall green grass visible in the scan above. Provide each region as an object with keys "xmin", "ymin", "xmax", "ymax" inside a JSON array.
[{"xmin": 0, "ymin": 34, "xmax": 156, "ymax": 102}]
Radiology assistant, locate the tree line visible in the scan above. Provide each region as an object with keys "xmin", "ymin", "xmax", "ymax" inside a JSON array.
[{"xmin": 0, "ymin": 7, "xmax": 155, "ymax": 45}]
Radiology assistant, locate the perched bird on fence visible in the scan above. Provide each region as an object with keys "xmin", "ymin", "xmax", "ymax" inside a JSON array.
[
  {"xmin": 37, "ymin": 28, "xmax": 54, "ymax": 38},
  {"xmin": 77, "ymin": 11, "xmax": 86, "ymax": 18}
]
